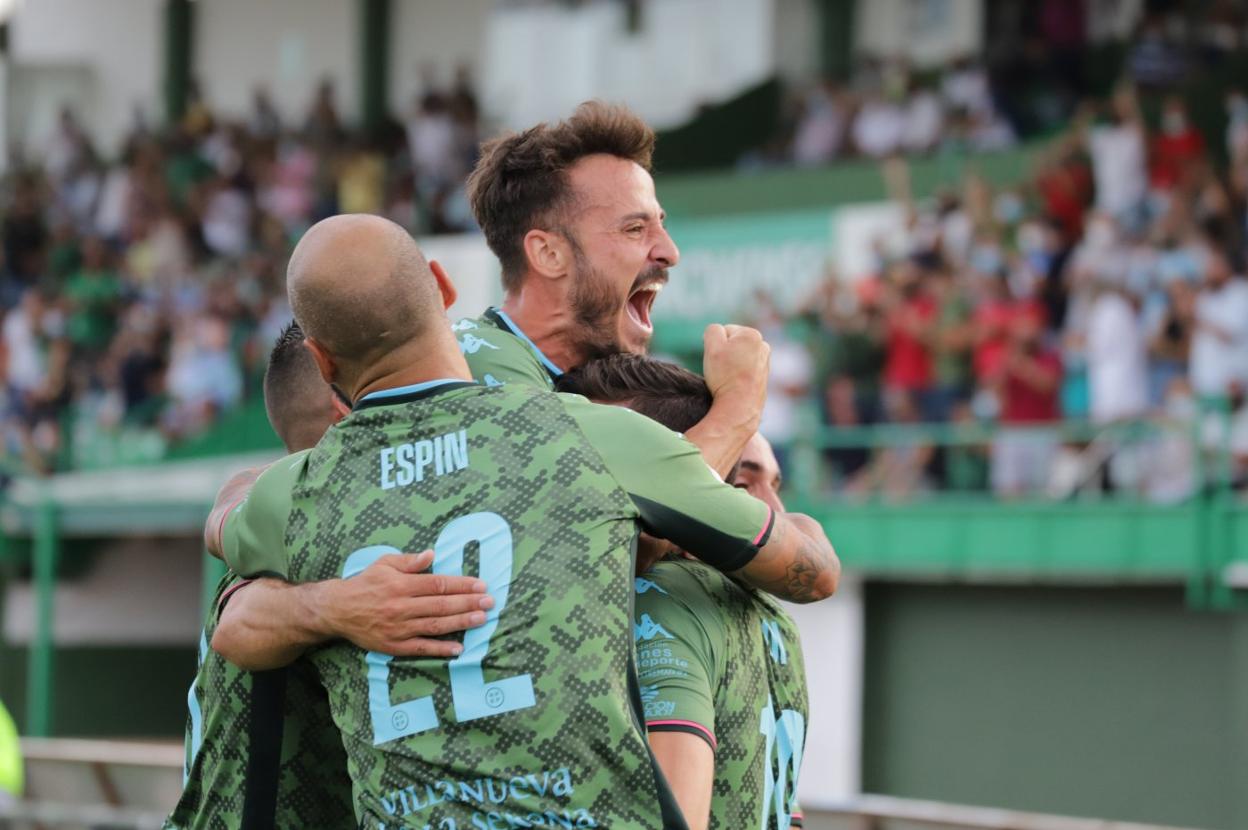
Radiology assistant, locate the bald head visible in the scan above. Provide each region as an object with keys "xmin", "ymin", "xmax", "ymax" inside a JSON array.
[{"xmin": 287, "ymin": 214, "xmax": 444, "ymax": 389}]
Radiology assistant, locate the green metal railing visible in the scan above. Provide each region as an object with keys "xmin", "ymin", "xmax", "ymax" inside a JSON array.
[{"xmin": 0, "ymin": 404, "xmax": 1244, "ymax": 737}]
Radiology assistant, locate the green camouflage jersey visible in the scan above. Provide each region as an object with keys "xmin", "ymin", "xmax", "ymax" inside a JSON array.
[
  {"xmin": 454, "ymin": 307, "xmax": 560, "ymax": 391},
  {"xmin": 635, "ymin": 559, "xmax": 808, "ymax": 830},
  {"xmin": 222, "ymin": 380, "xmax": 775, "ymax": 829},
  {"xmin": 165, "ymin": 567, "xmax": 354, "ymax": 830}
]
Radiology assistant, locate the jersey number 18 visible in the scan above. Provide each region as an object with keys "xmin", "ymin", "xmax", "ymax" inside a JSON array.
[{"xmin": 342, "ymin": 512, "xmax": 537, "ymax": 746}]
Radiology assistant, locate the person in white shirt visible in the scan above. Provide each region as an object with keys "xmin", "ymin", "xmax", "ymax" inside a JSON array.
[
  {"xmin": 853, "ymin": 93, "xmax": 906, "ymax": 158},
  {"xmin": 1190, "ymin": 248, "xmax": 1248, "ymax": 399},
  {"xmin": 1087, "ymin": 88, "xmax": 1148, "ymax": 226},
  {"xmin": 1086, "ymin": 280, "xmax": 1149, "ymax": 424}
]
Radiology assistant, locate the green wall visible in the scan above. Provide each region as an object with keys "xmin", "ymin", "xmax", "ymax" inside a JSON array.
[
  {"xmin": 0, "ymin": 644, "xmax": 195, "ymax": 738},
  {"xmin": 862, "ymin": 584, "xmax": 1246, "ymax": 829}
]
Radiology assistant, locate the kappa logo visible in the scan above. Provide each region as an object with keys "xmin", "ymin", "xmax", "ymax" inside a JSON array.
[
  {"xmin": 635, "ymin": 578, "xmax": 668, "ymax": 595},
  {"xmin": 634, "ymin": 613, "xmax": 673, "ymax": 642},
  {"xmin": 458, "ymin": 334, "xmax": 500, "ymax": 354},
  {"xmin": 761, "ymin": 619, "xmax": 788, "ymax": 665},
  {"xmin": 451, "ymin": 319, "xmax": 478, "ymax": 332}
]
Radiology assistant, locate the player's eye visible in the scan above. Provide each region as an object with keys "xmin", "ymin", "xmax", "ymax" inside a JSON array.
[{"xmin": 733, "ymin": 483, "xmax": 749, "ymax": 490}]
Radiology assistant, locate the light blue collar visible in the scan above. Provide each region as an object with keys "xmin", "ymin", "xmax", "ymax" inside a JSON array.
[{"xmin": 493, "ymin": 307, "xmax": 564, "ymax": 377}]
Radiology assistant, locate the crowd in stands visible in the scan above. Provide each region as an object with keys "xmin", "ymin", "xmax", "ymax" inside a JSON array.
[
  {"xmin": 753, "ymin": 82, "xmax": 1248, "ymax": 502},
  {"xmin": 3, "ymin": 10, "xmax": 1248, "ymax": 504},
  {"xmin": 0, "ymin": 73, "xmax": 482, "ymax": 473}
]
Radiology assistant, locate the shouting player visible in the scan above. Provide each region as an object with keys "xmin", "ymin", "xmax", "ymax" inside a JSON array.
[
  {"xmin": 203, "ymin": 101, "xmax": 775, "ymax": 659},
  {"xmin": 218, "ymin": 214, "xmax": 835, "ymax": 827},
  {"xmin": 557, "ymin": 355, "xmax": 811, "ymax": 830}
]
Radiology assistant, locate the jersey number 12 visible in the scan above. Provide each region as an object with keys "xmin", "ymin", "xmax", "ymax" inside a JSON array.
[{"xmin": 342, "ymin": 512, "xmax": 536, "ymax": 745}]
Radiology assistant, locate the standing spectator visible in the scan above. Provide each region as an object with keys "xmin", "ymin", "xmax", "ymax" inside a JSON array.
[
  {"xmin": 249, "ymin": 87, "xmax": 282, "ymax": 141},
  {"xmin": 1087, "ymin": 87, "xmax": 1148, "ymax": 230},
  {"xmin": 930, "ymin": 267, "xmax": 973, "ymax": 420},
  {"xmin": 1148, "ymin": 277, "xmax": 1196, "ymax": 406},
  {"xmin": 1190, "ymin": 247, "xmax": 1248, "ymax": 400},
  {"xmin": 882, "ymin": 261, "xmax": 937, "ymax": 413},
  {"xmin": 902, "ymin": 80, "xmax": 945, "ymax": 154},
  {"xmin": 1150, "ymin": 96, "xmax": 1205, "ymax": 194},
  {"xmin": 989, "ymin": 309, "xmax": 1063, "ymax": 497},
  {"xmin": 1086, "ymin": 280, "xmax": 1148, "ymax": 423},
  {"xmin": 303, "ymin": 79, "xmax": 344, "ymax": 148}
]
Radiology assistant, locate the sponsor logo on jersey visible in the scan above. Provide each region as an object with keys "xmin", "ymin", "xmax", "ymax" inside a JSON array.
[
  {"xmin": 483, "ymin": 374, "xmax": 504, "ymax": 388},
  {"xmin": 634, "ymin": 613, "xmax": 673, "ymax": 642},
  {"xmin": 458, "ymin": 333, "xmax": 500, "ymax": 354},
  {"xmin": 761, "ymin": 619, "xmax": 788, "ymax": 666},
  {"xmin": 379, "ymin": 430, "xmax": 470, "ymax": 490},
  {"xmin": 634, "ymin": 578, "xmax": 668, "ymax": 595}
]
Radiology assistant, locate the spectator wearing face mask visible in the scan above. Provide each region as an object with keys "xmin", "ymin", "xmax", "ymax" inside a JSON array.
[{"xmin": 1150, "ymin": 96, "xmax": 1205, "ymax": 194}]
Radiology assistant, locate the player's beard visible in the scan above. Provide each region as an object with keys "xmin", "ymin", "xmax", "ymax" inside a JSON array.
[{"xmin": 566, "ymin": 234, "xmax": 630, "ymax": 361}]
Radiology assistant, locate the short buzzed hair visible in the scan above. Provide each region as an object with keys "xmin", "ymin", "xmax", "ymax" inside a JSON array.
[
  {"xmin": 466, "ymin": 101, "xmax": 655, "ymax": 293},
  {"xmin": 287, "ymin": 215, "xmax": 441, "ymax": 385},
  {"xmin": 555, "ymin": 353, "xmax": 711, "ymax": 434},
  {"xmin": 263, "ymin": 320, "xmax": 333, "ymax": 452}
]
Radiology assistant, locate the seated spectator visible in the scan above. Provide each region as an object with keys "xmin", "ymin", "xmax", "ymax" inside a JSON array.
[{"xmin": 64, "ymin": 236, "xmax": 124, "ymax": 360}]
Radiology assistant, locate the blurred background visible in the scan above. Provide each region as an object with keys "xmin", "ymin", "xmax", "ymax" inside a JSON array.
[{"xmin": 0, "ymin": 0, "xmax": 1246, "ymax": 827}]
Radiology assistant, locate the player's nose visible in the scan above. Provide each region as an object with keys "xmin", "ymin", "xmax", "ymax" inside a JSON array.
[{"xmin": 651, "ymin": 225, "xmax": 679, "ymax": 269}]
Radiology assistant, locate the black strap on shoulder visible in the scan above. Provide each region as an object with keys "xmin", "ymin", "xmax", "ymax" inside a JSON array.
[{"xmin": 240, "ymin": 667, "xmax": 288, "ymax": 829}]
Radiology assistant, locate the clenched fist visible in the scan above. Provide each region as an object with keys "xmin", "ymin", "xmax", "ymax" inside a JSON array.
[{"xmin": 702, "ymin": 324, "xmax": 769, "ymax": 430}]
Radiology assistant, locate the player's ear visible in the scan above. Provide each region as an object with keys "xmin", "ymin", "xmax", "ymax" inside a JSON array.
[
  {"xmin": 429, "ymin": 260, "xmax": 458, "ymax": 311},
  {"xmin": 303, "ymin": 337, "xmax": 338, "ymax": 387},
  {"xmin": 522, "ymin": 228, "xmax": 570, "ymax": 280}
]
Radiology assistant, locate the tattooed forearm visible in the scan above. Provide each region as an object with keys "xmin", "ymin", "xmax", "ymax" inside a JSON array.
[{"xmin": 739, "ymin": 513, "xmax": 840, "ymax": 603}]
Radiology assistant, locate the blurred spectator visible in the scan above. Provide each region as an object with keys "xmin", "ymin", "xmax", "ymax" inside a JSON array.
[
  {"xmin": 881, "ymin": 261, "xmax": 937, "ymax": 411},
  {"xmin": 1086, "ymin": 280, "xmax": 1148, "ymax": 424},
  {"xmin": 852, "ymin": 92, "xmax": 905, "ymax": 159},
  {"xmin": 792, "ymin": 79, "xmax": 846, "ymax": 167},
  {"xmin": 1150, "ymin": 96, "xmax": 1205, "ymax": 194},
  {"xmin": 164, "ymin": 315, "xmax": 242, "ymax": 437},
  {"xmin": 249, "ymin": 87, "xmax": 283, "ymax": 140},
  {"xmin": 1087, "ymin": 88, "xmax": 1147, "ymax": 229},
  {"xmin": 988, "ymin": 309, "xmax": 1062, "ymax": 497},
  {"xmin": 64, "ymin": 236, "xmax": 123, "ymax": 357},
  {"xmin": 1190, "ymin": 248, "xmax": 1248, "ymax": 400}
]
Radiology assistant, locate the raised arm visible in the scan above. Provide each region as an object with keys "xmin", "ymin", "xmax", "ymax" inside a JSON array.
[
  {"xmin": 732, "ymin": 511, "xmax": 839, "ymax": 603},
  {"xmin": 571, "ymin": 398, "xmax": 839, "ymax": 604},
  {"xmin": 212, "ymin": 552, "xmax": 494, "ymax": 671},
  {"xmin": 684, "ymin": 324, "xmax": 769, "ymax": 478}
]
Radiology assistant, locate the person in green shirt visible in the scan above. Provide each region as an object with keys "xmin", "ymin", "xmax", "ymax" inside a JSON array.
[
  {"xmin": 166, "ymin": 322, "xmax": 491, "ymax": 830},
  {"xmin": 556, "ymin": 355, "xmax": 810, "ymax": 830},
  {"xmin": 64, "ymin": 236, "xmax": 123, "ymax": 354},
  {"xmin": 213, "ymin": 214, "xmax": 836, "ymax": 828}
]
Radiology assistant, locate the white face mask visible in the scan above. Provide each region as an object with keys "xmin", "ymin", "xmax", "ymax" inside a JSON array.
[{"xmin": 1163, "ymin": 111, "xmax": 1187, "ymax": 135}]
